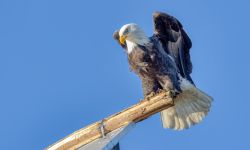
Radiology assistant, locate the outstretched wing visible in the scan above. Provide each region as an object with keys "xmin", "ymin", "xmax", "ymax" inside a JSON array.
[{"xmin": 152, "ymin": 12, "xmax": 194, "ymax": 84}]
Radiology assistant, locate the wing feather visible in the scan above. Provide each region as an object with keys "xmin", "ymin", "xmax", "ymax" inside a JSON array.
[{"xmin": 152, "ymin": 12, "xmax": 194, "ymax": 84}]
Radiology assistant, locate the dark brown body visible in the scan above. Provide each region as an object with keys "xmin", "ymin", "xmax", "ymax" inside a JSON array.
[{"xmin": 127, "ymin": 38, "xmax": 181, "ymax": 96}]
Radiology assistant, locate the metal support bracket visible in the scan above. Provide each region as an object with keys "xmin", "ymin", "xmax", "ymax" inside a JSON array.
[{"xmin": 78, "ymin": 122, "xmax": 135, "ymax": 150}]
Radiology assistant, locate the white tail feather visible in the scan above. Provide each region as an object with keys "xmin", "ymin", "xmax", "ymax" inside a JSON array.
[{"xmin": 161, "ymin": 77, "xmax": 213, "ymax": 130}]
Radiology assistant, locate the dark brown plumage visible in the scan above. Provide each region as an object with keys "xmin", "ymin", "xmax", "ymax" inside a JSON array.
[{"xmin": 152, "ymin": 12, "xmax": 194, "ymax": 84}]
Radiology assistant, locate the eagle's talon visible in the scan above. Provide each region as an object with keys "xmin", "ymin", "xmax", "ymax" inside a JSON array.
[
  {"xmin": 169, "ymin": 90, "xmax": 180, "ymax": 98},
  {"xmin": 137, "ymin": 62, "xmax": 149, "ymax": 67},
  {"xmin": 145, "ymin": 92, "xmax": 156, "ymax": 100},
  {"xmin": 156, "ymin": 89, "xmax": 164, "ymax": 94}
]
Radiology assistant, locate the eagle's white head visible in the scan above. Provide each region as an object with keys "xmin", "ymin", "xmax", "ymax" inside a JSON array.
[{"xmin": 119, "ymin": 23, "xmax": 150, "ymax": 47}]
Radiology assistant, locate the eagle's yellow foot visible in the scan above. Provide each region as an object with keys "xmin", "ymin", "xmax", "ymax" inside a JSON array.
[
  {"xmin": 169, "ymin": 90, "xmax": 180, "ymax": 98},
  {"xmin": 156, "ymin": 89, "xmax": 164, "ymax": 94},
  {"xmin": 158, "ymin": 89, "xmax": 179, "ymax": 98},
  {"xmin": 137, "ymin": 62, "xmax": 149, "ymax": 67},
  {"xmin": 145, "ymin": 92, "xmax": 156, "ymax": 100}
]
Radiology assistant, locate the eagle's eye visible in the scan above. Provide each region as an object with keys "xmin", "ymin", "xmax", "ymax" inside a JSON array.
[{"xmin": 123, "ymin": 28, "xmax": 129, "ymax": 35}]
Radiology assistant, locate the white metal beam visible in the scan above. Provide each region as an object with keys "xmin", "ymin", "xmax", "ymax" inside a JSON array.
[{"xmin": 78, "ymin": 123, "xmax": 135, "ymax": 150}]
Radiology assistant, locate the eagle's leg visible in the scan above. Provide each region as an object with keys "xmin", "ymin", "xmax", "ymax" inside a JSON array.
[
  {"xmin": 156, "ymin": 75, "xmax": 180, "ymax": 98},
  {"xmin": 141, "ymin": 77, "xmax": 160, "ymax": 99}
]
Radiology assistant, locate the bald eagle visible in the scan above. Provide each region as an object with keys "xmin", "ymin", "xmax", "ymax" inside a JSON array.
[{"xmin": 113, "ymin": 12, "xmax": 212, "ymax": 130}]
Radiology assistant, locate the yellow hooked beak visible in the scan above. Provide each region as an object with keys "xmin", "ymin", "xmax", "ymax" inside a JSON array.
[{"xmin": 119, "ymin": 35, "xmax": 127, "ymax": 45}]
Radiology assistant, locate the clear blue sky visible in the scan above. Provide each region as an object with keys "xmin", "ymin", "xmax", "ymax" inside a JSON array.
[{"xmin": 0, "ymin": 0, "xmax": 249, "ymax": 149}]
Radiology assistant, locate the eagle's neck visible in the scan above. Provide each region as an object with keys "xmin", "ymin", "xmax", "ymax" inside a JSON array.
[
  {"xmin": 126, "ymin": 40, "xmax": 136, "ymax": 54},
  {"xmin": 126, "ymin": 36, "xmax": 150, "ymax": 54}
]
